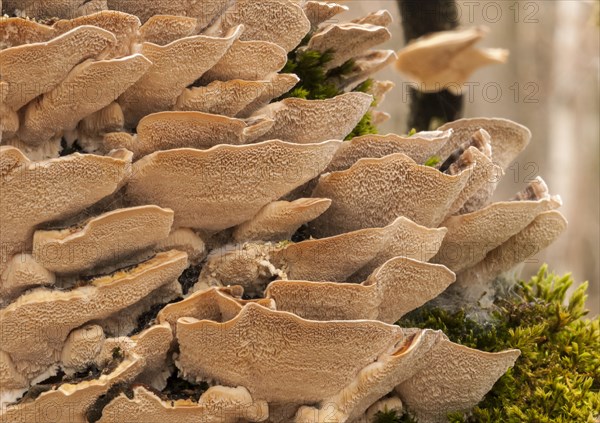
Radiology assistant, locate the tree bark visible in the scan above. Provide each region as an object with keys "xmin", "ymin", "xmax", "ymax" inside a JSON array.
[{"xmin": 398, "ymin": 0, "xmax": 464, "ymax": 131}]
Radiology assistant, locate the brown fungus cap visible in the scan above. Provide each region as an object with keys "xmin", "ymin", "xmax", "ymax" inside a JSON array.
[
  {"xmin": 208, "ymin": 0, "xmax": 310, "ymax": 52},
  {"xmin": 437, "ymin": 117, "xmax": 532, "ymax": 171},
  {"xmin": 326, "ymin": 130, "xmax": 452, "ymax": 172},
  {"xmin": 0, "ymin": 17, "xmax": 57, "ymax": 49},
  {"xmin": 139, "ymin": 15, "xmax": 198, "ymax": 46},
  {"xmin": 303, "ymin": 1, "xmax": 349, "ymax": 30},
  {"xmin": 18, "ymin": 54, "xmax": 152, "ymax": 145},
  {"xmin": 175, "ymin": 79, "xmax": 271, "ymax": 117},
  {"xmin": 52, "ymin": 11, "xmax": 141, "ymax": 58},
  {"xmin": 237, "ymin": 73, "xmax": 301, "ymax": 118},
  {"xmin": 395, "ymin": 337, "xmax": 520, "ymax": 423},
  {"xmin": 350, "ymin": 216, "xmax": 447, "ymax": 281},
  {"xmin": 118, "ymin": 26, "xmax": 242, "ymax": 127},
  {"xmin": 308, "ymin": 21, "xmax": 392, "ymax": 70},
  {"xmin": 456, "ymin": 210, "xmax": 568, "ymax": 291},
  {"xmin": 443, "ymin": 143, "xmax": 503, "ymax": 217},
  {"xmin": 0, "ymin": 25, "xmax": 116, "ymax": 111},
  {"xmin": 105, "ymin": 111, "xmax": 274, "ymax": 159},
  {"xmin": 2, "ymin": 0, "xmax": 106, "ymax": 20},
  {"xmin": 1, "ymin": 324, "xmax": 172, "ymax": 423},
  {"xmin": 200, "ymin": 39, "xmax": 288, "ymax": 83},
  {"xmin": 256, "ymin": 93, "xmax": 374, "ymax": 144},
  {"xmin": 0, "ymin": 250, "xmax": 187, "ymax": 388},
  {"xmin": 158, "ymin": 288, "xmax": 247, "ymax": 334},
  {"xmin": 271, "ymin": 224, "xmax": 393, "ymax": 282},
  {"xmin": 176, "ymin": 303, "xmax": 404, "ymax": 403},
  {"xmin": 311, "ymin": 153, "xmax": 471, "ymax": 236},
  {"xmin": 154, "ymin": 228, "xmax": 206, "ymax": 263},
  {"xmin": 0, "ymin": 254, "xmax": 55, "ymax": 304},
  {"xmin": 0, "ymin": 358, "xmax": 143, "ymax": 423},
  {"xmin": 434, "ymin": 191, "xmax": 562, "ymax": 272},
  {"xmin": 32, "ymin": 206, "xmax": 175, "ymax": 274},
  {"xmin": 125, "ymin": 140, "xmax": 341, "ymax": 231},
  {"xmin": 395, "ymin": 26, "xmax": 508, "ymax": 94},
  {"xmin": 295, "ymin": 329, "xmax": 518, "ymax": 423},
  {"xmin": 335, "ymin": 49, "xmax": 398, "ymax": 91},
  {"xmin": 107, "ymin": 0, "xmax": 230, "ymax": 29},
  {"xmin": 0, "ymin": 147, "xmax": 131, "ymax": 275},
  {"xmin": 266, "ymin": 256, "xmax": 455, "ymax": 323},
  {"xmin": 232, "ymin": 198, "xmax": 332, "ymax": 243},
  {"xmin": 98, "ymin": 385, "xmax": 268, "ymax": 423}
]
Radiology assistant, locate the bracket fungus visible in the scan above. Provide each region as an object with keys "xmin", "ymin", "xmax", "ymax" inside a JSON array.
[
  {"xmin": 310, "ymin": 153, "xmax": 472, "ymax": 236},
  {"xmin": 0, "ymin": 17, "xmax": 57, "ymax": 49},
  {"xmin": 256, "ymin": 93, "xmax": 374, "ymax": 144},
  {"xmin": 266, "ymin": 256, "xmax": 455, "ymax": 323},
  {"xmin": 97, "ymin": 385, "xmax": 269, "ymax": 423},
  {"xmin": 19, "ymin": 54, "xmax": 152, "ymax": 145},
  {"xmin": 200, "ymin": 39, "xmax": 288, "ymax": 83},
  {"xmin": 207, "ymin": 0, "xmax": 311, "ymax": 52},
  {"xmin": 326, "ymin": 130, "xmax": 453, "ymax": 172},
  {"xmin": 0, "ymin": 250, "xmax": 187, "ymax": 390},
  {"xmin": 196, "ymin": 216, "xmax": 447, "ymax": 297},
  {"xmin": 307, "ymin": 20, "xmax": 392, "ymax": 70},
  {"xmin": 0, "ymin": 25, "xmax": 117, "ymax": 112},
  {"xmin": 395, "ymin": 26, "xmax": 509, "ymax": 93},
  {"xmin": 0, "ymin": 324, "xmax": 173, "ymax": 423},
  {"xmin": 118, "ymin": 26, "xmax": 242, "ymax": 127},
  {"xmin": 125, "ymin": 140, "xmax": 341, "ymax": 231},
  {"xmin": 51, "ymin": 11, "xmax": 142, "ymax": 58},
  {"xmin": 433, "ymin": 182, "xmax": 562, "ymax": 272},
  {"xmin": 302, "ymin": 1, "xmax": 349, "ymax": 30},
  {"xmin": 437, "ymin": 117, "xmax": 532, "ymax": 171},
  {"xmin": 176, "ymin": 303, "xmax": 405, "ymax": 403},
  {"xmin": 32, "ymin": 206, "xmax": 174, "ymax": 274},
  {"xmin": 0, "ymin": 2, "xmax": 567, "ymax": 422},
  {"xmin": 139, "ymin": 15, "xmax": 198, "ymax": 46},
  {"xmin": 105, "ymin": 111, "xmax": 274, "ymax": 159},
  {"xmin": 0, "ymin": 147, "xmax": 132, "ymax": 276},
  {"xmin": 232, "ymin": 198, "xmax": 332, "ymax": 243}
]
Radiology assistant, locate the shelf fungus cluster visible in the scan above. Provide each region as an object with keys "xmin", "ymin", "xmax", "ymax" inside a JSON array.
[{"xmin": 1, "ymin": 2, "xmax": 565, "ymax": 423}]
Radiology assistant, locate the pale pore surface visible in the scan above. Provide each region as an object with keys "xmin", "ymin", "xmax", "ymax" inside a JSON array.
[
  {"xmin": 256, "ymin": 93, "xmax": 374, "ymax": 144},
  {"xmin": 0, "ymin": 147, "xmax": 131, "ymax": 275},
  {"xmin": 437, "ymin": 117, "xmax": 532, "ymax": 171},
  {"xmin": 32, "ymin": 206, "xmax": 174, "ymax": 274},
  {"xmin": 0, "ymin": 25, "xmax": 116, "ymax": 111},
  {"xmin": 98, "ymin": 385, "xmax": 269, "ymax": 423},
  {"xmin": 326, "ymin": 131, "xmax": 452, "ymax": 172},
  {"xmin": 434, "ymin": 197, "xmax": 562, "ymax": 272},
  {"xmin": 266, "ymin": 257, "xmax": 455, "ymax": 323},
  {"xmin": 176, "ymin": 303, "xmax": 404, "ymax": 403},
  {"xmin": 311, "ymin": 153, "xmax": 471, "ymax": 236},
  {"xmin": 0, "ymin": 251, "xmax": 187, "ymax": 388},
  {"xmin": 125, "ymin": 140, "xmax": 341, "ymax": 231}
]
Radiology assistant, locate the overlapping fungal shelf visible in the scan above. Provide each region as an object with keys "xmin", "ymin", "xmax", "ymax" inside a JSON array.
[{"xmin": 1, "ymin": 1, "xmax": 566, "ymax": 422}]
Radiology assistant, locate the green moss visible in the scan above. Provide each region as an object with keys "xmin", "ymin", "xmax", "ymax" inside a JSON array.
[
  {"xmin": 397, "ymin": 266, "xmax": 600, "ymax": 423},
  {"xmin": 279, "ymin": 48, "xmax": 342, "ymax": 100},
  {"xmin": 354, "ymin": 78, "xmax": 375, "ymax": 95},
  {"xmin": 424, "ymin": 155, "xmax": 442, "ymax": 167},
  {"xmin": 345, "ymin": 111, "xmax": 378, "ymax": 140},
  {"xmin": 279, "ymin": 43, "xmax": 379, "ymax": 140}
]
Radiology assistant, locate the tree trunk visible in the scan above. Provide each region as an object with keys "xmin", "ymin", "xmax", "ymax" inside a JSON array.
[{"xmin": 398, "ymin": 0, "xmax": 464, "ymax": 131}]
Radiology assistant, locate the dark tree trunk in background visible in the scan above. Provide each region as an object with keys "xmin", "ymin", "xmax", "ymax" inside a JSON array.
[{"xmin": 398, "ymin": 0, "xmax": 464, "ymax": 131}]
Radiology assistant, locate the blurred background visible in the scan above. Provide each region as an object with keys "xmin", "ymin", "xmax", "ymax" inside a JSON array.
[{"xmin": 342, "ymin": 1, "xmax": 600, "ymax": 315}]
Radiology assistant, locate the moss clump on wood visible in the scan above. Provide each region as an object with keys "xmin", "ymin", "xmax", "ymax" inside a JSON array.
[{"xmin": 391, "ymin": 265, "xmax": 600, "ymax": 423}]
